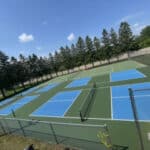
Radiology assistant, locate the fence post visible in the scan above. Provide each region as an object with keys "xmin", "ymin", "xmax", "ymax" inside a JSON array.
[
  {"xmin": 49, "ymin": 123, "xmax": 59, "ymax": 144},
  {"xmin": 128, "ymin": 88, "xmax": 145, "ymax": 150},
  {"xmin": 104, "ymin": 124, "xmax": 113, "ymax": 150},
  {"xmin": 0, "ymin": 119, "xmax": 6, "ymax": 135},
  {"xmin": 12, "ymin": 110, "xmax": 26, "ymax": 137},
  {"xmin": 2, "ymin": 118, "xmax": 11, "ymax": 134}
]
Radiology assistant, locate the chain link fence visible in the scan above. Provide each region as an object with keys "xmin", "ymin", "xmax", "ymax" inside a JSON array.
[{"xmin": 0, "ymin": 117, "xmax": 110, "ymax": 150}]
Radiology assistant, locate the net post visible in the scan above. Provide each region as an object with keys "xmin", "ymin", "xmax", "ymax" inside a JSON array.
[
  {"xmin": 128, "ymin": 88, "xmax": 145, "ymax": 150},
  {"xmin": 79, "ymin": 111, "xmax": 84, "ymax": 122},
  {"xmin": 49, "ymin": 123, "xmax": 59, "ymax": 144},
  {"xmin": 79, "ymin": 82, "xmax": 96, "ymax": 122}
]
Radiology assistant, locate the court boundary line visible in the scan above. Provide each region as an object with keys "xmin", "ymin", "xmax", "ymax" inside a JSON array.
[
  {"xmin": 110, "ymin": 87, "xmax": 113, "ymax": 120},
  {"xmin": 49, "ymin": 90, "xmax": 82, "ymax": 101},
  {"xmin": 62, "ymin": 90, "xmax": 82, "ymax": 116},
  {"xmin": 29, "ymin": 115, "xmax": 150, "ymax": 123},
  {"xmin": 0, "ymin": 95, "xmax": 40, "ymax": 116},
  {"xmin": 109, "ymin": 72, "xmax": 112, "ymax": 82},
  {"xmin": 112, "ymin": 95, "xmax": 150, "ymax": 99},
  {"xmin": 3, "ymin": 117, "xmax": 107, "ymax": 127},
  {"xmin": 30, "ymin": 90, "xmax": 82, "ymax": 118},
  {"xmin": 63, "ymin": 116, "xmax": 112, "ymax": 120},
  {"xmin": 111, "ymin": 81, "xmax": 150, "ymax": 88},
  {"xmin": 110, "ymin": 69, "xmax": 146, "ymax": 82},
  {"xmin": 35, "ymin": 83, "xmax": 59, "ymax": 93},
  {"xmin": 65, "ymin": 77, "xmax": 92, "ymax": 88},
  {"xmin": 135, "ymin": 69, "xmax": 146, "ymax": 78}
]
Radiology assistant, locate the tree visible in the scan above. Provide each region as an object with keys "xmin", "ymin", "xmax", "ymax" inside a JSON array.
[
  {"xmin": 60, "ymin": 46, "xmax": 72, "ymax": 73},
  {"xmin": 119, "ymin": 22, "xmax": 134, "ymax": 56},
  {"xmin": 110, "ymin": 28, "xmax": 120, "ymax": 59},
  {"xmin": 70, "ymin": 44, "xmax": 77, "ymax": 68},
  {"xmin": 76, "ymin": 37, "xmax": 86, "ymax": 68},
  {"xmin": 0, "ymin": 51, "xmax": 9, "ymax": 97},
  {"xmin": 140, "ymin": 26, "xmax": 150, "ymax": 39},
  {"xmin": 53, "ymin": 51, "xmax": 61, "ymax": 76},
  {"xmin": 85, "ymin": 36, "xmax": 95, "ymax": 66},
  {"xmin": 138, "ymin": 26, "xmax": 150, "ymax": 48},
  {"xmin": 102, "ymin": 29, "xmax": 112, "ymax": 63},
  {"xmin": 49, "ymin": 52, "xmax": 55, "ymax": 78}
]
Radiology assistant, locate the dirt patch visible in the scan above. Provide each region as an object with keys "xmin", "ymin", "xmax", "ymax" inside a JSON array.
[{"xmin": 0, "ymin": 135, "xmax": 79, "ymax": 150}]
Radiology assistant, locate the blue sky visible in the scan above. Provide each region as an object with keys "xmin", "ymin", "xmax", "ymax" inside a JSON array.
[{"xmin": 0, "ymin": 0, "xmax": 150, "ymax": 58}]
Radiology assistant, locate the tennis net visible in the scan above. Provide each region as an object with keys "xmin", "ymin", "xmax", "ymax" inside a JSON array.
[{"xmin": 79, "ymin": 82, "xmax": 96, "ymax": 121}]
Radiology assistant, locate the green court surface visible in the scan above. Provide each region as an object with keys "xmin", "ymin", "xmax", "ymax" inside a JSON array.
[{"xmin": 0, "ymin": 59, "xmax": 150, "ymax": 150}]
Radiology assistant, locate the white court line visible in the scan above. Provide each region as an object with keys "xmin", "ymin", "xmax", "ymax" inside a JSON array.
[
  {"xmin": 110, "ymin": 87, "xmax": 113, "ymax": 119},
  {"xmin": 64, "ymin": 116, "xmax": 112, "ymax": 120},
  {"xmin": 136, "ymin": 70, "xmax": 146, "ymax": 78},
  {"xmin": 29, "ymin": 115, "xmax": 112, "ymax": 121},
  {"xmin": 30, "ymin": 91, "xmax": 82, "ymax": 118},
  {"xmin": 111, "ymin": 81, "xmax": 150, "ymax": 88},
  {"xmin": 29, "ymin": 114, "xmax": 150, "ymax": 123},
  {"xmin": 64, "ymin": 116, "xmax": 150, "ymax": 123},
  {"xmin": 113, "ymin": 118, "xmax": 150, "ymax": 123},
  {"xmin": 109, "ymin": 72, "xmax": 112, "ymax": 82},
  {"xmin": 63, "ymin": 91, "xmax": 82, "ymax": 116},
  {"xmin": 113, "ymin": 94, "xmax": 150, "ymax": 99},
  {"xmin": 29, "ymin": 115, "xmax": 150, "ymax": 123},
  {"xmin": 47, "ymin": 100, "xmax": 76, "ymax": 103},
  {"xmin": 19, "ymin": 117, "xmax": 106, "ymax": 127}
]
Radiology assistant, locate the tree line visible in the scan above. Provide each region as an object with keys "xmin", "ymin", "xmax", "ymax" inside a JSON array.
[{"xmin": 0, "ymin": 22, "xmax": 150, "ymax": 98}]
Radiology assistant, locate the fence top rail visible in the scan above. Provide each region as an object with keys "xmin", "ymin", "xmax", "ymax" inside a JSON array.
[{"xmin": 0, "ymin": 117, "xmax": 107, "ymax": 128}]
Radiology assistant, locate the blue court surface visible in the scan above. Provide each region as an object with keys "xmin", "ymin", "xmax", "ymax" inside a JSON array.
[
  {"xmin": 31, "ymin": 90, "xmax": 81, "ymax": 117},
  {"xmin": 36, "ymin": 83, "xmax": 59, "ymax": 93},
  {"xmin": 110, "ymin": 69, "xmax": 145, "ymax": 82},
  {"xmin": 0, "ymin": 97, "xmax": 14, "ymax": 106},
  {"xmin": 0, "ymin": 95, "xmax": 39, "ymax": 115},
  {"xmin": 111, "ymin": 82, "xmax": 150, "ymax": 121},
  {"xmin": 22, "ymin": 86, "xmax": 39, "ymax": 96},
  {"xmin": 66, "ymin": 77, "xmax": 91, "ymax": 88},
  {"xmin": 0, "ymin": 86, "xmax": 39, "ymax": 107}
]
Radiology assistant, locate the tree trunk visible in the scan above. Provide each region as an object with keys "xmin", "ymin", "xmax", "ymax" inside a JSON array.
[
  {"xmin": 117, "ymin": 55, "xmax": 119, "ymax": 61},
  {"xmin": 29, "ymin": 79, "xmax": 32, "ymax": 86},
  {"xmin": 36, "ymin": 78, "xmax": 38, "ymax": 84},
  {"xmin": 92, "ymin": 61, "xmax": 94, "ymax": 68},
  {"xmin": 46, "ymin": 75, "xmax": 48, "ymax": 80},
  {"xmin": 12, "ymin": 86, "xmax": 17, "ymax": 94},
  {"xmin": 42, "ymin": 76, "xmax": 45, "ymax": 81},
  {"xmin": 49, "ymin": 74, "xmax": 52, "ymax": 79},
  {"xmin": 21, "ymin": 82, "xmax": 25, "ymax": 89},
  {"xmin": 0, "ymin": 88, "xmax": 6, "ymax": 98},
  {"xmin": 127, "ymin": 51, "xmax": 130, "ymax": 59}
]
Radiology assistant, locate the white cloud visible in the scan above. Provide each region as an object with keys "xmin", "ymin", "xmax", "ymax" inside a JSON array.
[
  {"xmin": 18, "ymin": 33, "xmax": 34, "ymax": 43},
  {"xmin": 132, "ymin": 23, "xmax": 146, "ymax": 35},
  {"xmin": 115, "ymin": 12, "xmax": 144, "ymax": 25},
  {"xmin": 67, "ymin": 33, "xmax": 75, "ymax": 41},
  {"xmin": 133, "ymin": 23, "xmax": 139, "ymax": 28},
  {"xmin": 36, "ymin": 46, "xmax": 42, "ymax": 51}
]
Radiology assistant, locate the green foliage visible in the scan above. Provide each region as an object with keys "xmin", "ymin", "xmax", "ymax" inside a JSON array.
[
  {"xmin": 119, "ymin": 22, "xmax": 134, "ymax": 53},
  {"xmin": 137, "ymin": 26, "xmax": 150, "ymax": 48},
  {"xmin": 0, "ymin": 22, "xmax": 149, "ymax": 98},
  {"xmin": 76, "ymin": 37, "xmax": 86, "ymax": 66},
  {"xmin": 102, "ymin": 29, "xmax": 112, "ymax": 61},
  {"xmin": 85, "ymin": 36, "xmax": 95, "ymax": 64}
]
